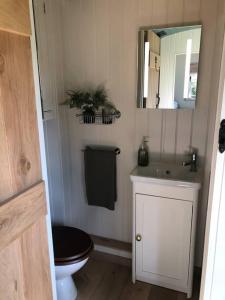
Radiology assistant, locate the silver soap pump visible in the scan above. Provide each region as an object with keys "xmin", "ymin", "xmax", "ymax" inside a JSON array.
[{"xmin": 138, "ymin": 136, "xmax": 149, "ymax": 167}]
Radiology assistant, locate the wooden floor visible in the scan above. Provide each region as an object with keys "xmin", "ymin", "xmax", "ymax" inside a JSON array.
[{"xmin": 74, "ymin": 252, "xmax": 200, "ymax": 300}]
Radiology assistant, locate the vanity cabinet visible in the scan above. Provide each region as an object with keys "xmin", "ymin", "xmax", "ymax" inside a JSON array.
[{"xmin": 131, "ymin": 166, "xmax": 200, "ymax": 299}]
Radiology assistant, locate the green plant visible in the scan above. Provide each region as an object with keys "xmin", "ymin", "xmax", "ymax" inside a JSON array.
[
  {"xmin": 102, "ymin": 101, "xmax": 116, "ymax": 113},
  {"xmin": 64, "ymin": 86, "xmax": 109, "ymax": 112},
  {"xmin": 93, "ymin": 86, "xmax": 109, "ymax": 110},
  {"xmin": 63, "ymin": 86, "xmax": 120, "ymax": 124},
  {"xmin": 102, "ymin": 101, "xmax": 120, "ymax": 124}
]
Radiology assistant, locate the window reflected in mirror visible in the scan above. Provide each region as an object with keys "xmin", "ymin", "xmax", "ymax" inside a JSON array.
[{"xmin": 137, "ymin": 25, "xmax": 202, "ymax": 109}]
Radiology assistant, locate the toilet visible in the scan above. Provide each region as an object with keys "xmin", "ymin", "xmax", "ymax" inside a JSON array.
[{"xmin": 52, "ymin": 226, "xmax": 93, "ymax": 300}]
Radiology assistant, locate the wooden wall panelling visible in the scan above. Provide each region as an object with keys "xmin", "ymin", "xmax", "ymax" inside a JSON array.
[
  {"xmin": 80, "ymin": 0, "xmax": 103, "ymax": 235},
  {"xmin": 33, "ymin": 0, "xmax": 56, "ymax": 120},
  {"xmin": 175, "ymin": 110, "xmax": 193, "ymax": 158},
  {"xmin": 180, "ymin": 0, "xmax": 203, "ymax": 265},
  {"xmin": 34, "ymin": 0, "xmax": 68, "ymax": 224},
  {"xmin": 172, "ymin": 2, "xmax": 199, "ymax": 191},
  {"xmin": 63, "ymin": 0, "xmax": 84, "ymax": 87},
  {"xmin": 192, "ymin": 0, "xmax": 217, "ymax": 158},
  {"xmin": 136, "ymin": 0, "xmax": 152, "ymax": 152},
  {"xmin": 95, "ymin": 0, "xmax": 110, "ymax": 84},
  {"xmin": 199, "ymin": 0, "xmax": 225, "ymax": 283},
  {"xmin": 183, "ymin": 0, "xmax": 201, "ymax": 23},
  {"xmin": 93, "ymin": 1, "xmax": 118, "ymax": 237},
  {"xmin": 160, "ymin": 0, "xmax": 201, "ymax": 161},
  {"xmin": 64, "ymin": 0, "xmax": 101, "ymax": 231},
  {"xmin": 98, "ymin": 0, "xmax": 125, "ymax": 241},
  {"xmin": 61, "ymin": 0, "xmax": 223, "ymax": 267},
  {"xmin": 45, "ymin": 0, "xmax": 58, "ymax": 111},
  {"xmin": 161, "ymin": 110, "xmax": 177, "ymax": 160},
  {"xmin": 152, "ymin": 0, "xmax": 168, "ymax": 26},
  {"xmin": 44, "ymin": 119, "xmax": 67, "ymax": 224},
  {"xmin": 53, "ymin": 0, "xmax": 69, "ymax": 187},
  {"xmin": 175, "ymin": 0, "xmax": 200, "ymax": 158},
  {"xmin": 138, "ymin": 0, "xmax": 153, "ymax": 27},
  {"xmin": 166, "ymin": 0, "xmax": 184, "ymax": 161},
  {"xmin": 147, "ymin": 0, "xmax": 167, "ymax": 159},
  {"xmin": 195, "ymin": 0, "xmax": 220, "ymax": 264},
  {"xmin": 53, "ymin": 0, "xmax": 72, "ymax": 225},
  {"xmin": 0, "ymin": 0, "xmax": 31, "ymax": 36},
  {"xmin": 167, "ymin": 0, "xmax": 184, "ymax": 25},
  {"xmin": 82, "ymin": 0, "xmax": 96, "ymax": 83},
  {"xmin": 135, "ymin": 110, "xmax": 148, "ymax": 150},
  {"xmin": 122, "ymin": 0, "xmax": 139, "ymax": 241},
  {"xmin": 183, "ymin": 0, "xmax": 217, "ymax": 265}
]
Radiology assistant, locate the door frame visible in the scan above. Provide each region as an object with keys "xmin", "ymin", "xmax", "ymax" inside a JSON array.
[
  {"xmin": 200, "ymin": 19, "xmax": 225, "ymax": 300},
  {"xmin": 28, "ymin": 0, "xmax": 225, "ymax": 298},
  {"xmin": 29, "ymin": 1, "xmax": 57, "ymax": 299}
]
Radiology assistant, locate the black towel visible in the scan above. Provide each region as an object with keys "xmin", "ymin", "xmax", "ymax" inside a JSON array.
[{"xmin": 84, "ymin": 146, "xmax": 118, "ymax": 210}]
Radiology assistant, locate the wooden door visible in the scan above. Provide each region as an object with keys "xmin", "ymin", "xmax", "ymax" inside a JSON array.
[
  {"xmin": 0, "ymin": 1, "xmax": 52, "ymax": 299},
  {"xmin": 135, "ymin": 194, "xmax": 192, "ymax": 292}
]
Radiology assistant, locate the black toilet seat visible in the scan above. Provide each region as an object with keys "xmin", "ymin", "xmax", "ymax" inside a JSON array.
[{"xmin": 52, "ymin": 226, "xmax": 94, "ymax": 266}]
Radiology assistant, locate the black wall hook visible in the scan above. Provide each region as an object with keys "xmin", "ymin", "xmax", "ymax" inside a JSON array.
[
  {"xmin": 219, "ymin": 119, "xmax": 225, "ymax": 153},
  {"xmin": 115, "ymin": 148, "xmax": 120, "ymax": 155}
]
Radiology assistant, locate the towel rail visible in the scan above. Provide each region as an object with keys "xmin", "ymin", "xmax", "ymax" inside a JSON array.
[{"xmin": 81, "ymin": 147, "xmax": 120, "ymax": 155}]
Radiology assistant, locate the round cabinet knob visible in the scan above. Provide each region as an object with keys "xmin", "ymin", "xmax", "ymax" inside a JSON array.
[{"xmin": 136, "ymin": 234, "xmax": 142, "ymax": 242}]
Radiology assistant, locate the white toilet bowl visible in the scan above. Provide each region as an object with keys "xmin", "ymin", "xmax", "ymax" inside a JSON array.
[
  {"xmin": 52, "ymin": 226, "xmax": 93, "ymax": 300},
  {"xmin": 55, "ymin": 257, "xmax": 89, "ymax": 300}
]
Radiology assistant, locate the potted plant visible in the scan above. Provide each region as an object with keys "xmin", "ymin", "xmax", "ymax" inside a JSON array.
[
  {"xmin": 102, "ymin": 102, "xmax": 119, "ymax": 124},
  {"xmin": 63, "ymin": 86, "xmax": 121, "ymax": 124},
  {"xmin": 65, "ymin": 86, "xmax": 108, "ymax": 123},
  {"xmin": 81, "ymin": 91, "xmax": 95, "ymax": 123}
]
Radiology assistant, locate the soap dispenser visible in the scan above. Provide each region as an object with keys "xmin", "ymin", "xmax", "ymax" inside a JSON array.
[{"xmin": 138, "ymin": 136, "xmax": 149, "ymax": 167}]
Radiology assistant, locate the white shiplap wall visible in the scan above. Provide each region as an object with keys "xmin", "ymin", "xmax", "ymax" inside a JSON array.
[
  {"xmin": 59, "ymin": 0, "xmax": 224, "ymax": 266},
  {"xmin": 34, "ymin": 0, "xmax": 71, "ymax": 225}
]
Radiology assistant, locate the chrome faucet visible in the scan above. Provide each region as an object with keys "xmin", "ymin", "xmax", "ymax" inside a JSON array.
[{"xmin": 182, "ymin": 149, "xmax": 197, "ymax": 172}]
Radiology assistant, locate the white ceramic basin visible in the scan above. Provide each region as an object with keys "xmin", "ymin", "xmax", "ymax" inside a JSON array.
[{"xmin": 130, "ymin": 162, "xmax": 201, "ymax": 189}]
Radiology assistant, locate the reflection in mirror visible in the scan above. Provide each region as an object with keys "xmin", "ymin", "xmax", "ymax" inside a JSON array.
[{"xmin": 137, "ymin": 25, "xmax": 202, "ymax": 109}]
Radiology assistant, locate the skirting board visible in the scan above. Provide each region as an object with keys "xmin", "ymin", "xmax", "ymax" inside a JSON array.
[
  {"xmin": 91, "ymin": 235, "xmax": 132, "ymax": 259},
  {"xmin": 94, "ymin": 244, "xmax": 132, "ymax": 259}
]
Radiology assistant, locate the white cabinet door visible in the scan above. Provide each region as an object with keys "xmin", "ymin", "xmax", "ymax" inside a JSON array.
[{"xmin": 136, "ymin": 193, "xmax": 193, "ymax": 291}]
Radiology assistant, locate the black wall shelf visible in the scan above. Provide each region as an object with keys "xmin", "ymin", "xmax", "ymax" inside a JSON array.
[{"xmin": 76, "ymin": 111, "xmax": 121, "ymax": 125}]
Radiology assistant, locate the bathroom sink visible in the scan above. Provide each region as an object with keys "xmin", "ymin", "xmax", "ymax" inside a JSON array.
[{"xmin": 130, "ymin": 162, "xmax": 201, "ymax": 189}]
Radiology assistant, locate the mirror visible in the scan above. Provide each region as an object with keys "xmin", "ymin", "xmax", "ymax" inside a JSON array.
[{"xmin": 137, "ymin": 25, "xmax": 202, "ymax": 109}]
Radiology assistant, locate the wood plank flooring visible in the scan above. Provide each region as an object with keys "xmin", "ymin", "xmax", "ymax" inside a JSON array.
[{"xmin": 74, "ymin": 252, "xmax": 200, "ymax": 300}]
